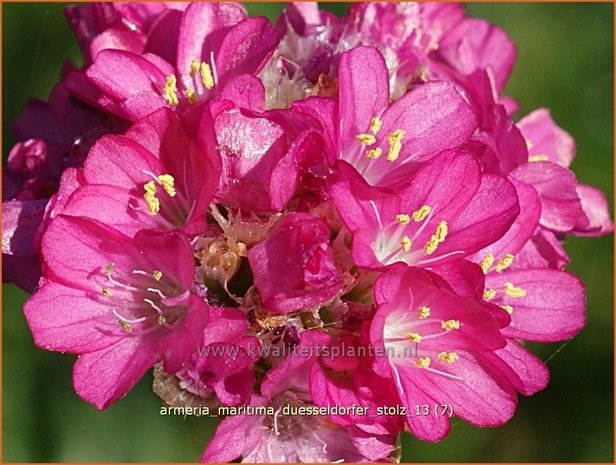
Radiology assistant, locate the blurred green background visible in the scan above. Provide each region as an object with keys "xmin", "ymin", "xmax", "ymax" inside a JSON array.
[{"xmin": 2, "ymin": 2, "xmax": 613, "ymax": 462}]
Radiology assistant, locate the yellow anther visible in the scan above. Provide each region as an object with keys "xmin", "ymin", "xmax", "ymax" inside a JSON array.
[
  {"xmin": 425, "ymin": 236, "xmax": 439, "ymax": 255},
  {"xmin": 438, "ymin": 351, "xmax": 459, "ymax": 364},
  {"xmin": 441, "ymin": 319, "xmax": 460, "ymax": 331},
  {"xmin": 412, "ymin": 205, "xmax": 432, "ymax": 222},
  {"xmin": 143, "ymin": 181, "xmax": 160, "ymax": 215},
  {"xmin": 529, "ymin": 154, "xmax": 549, "ymax": 162},
  {"xmin": 386, "ymin": 129, "xmax": 405, "ymax": 161},
  {"xmin": 153, "ymin": 270, "xmax": 163, "ymax": 281},
  {"xmin": 495, "ymin": 253, "xmax": 514, "ymax": 272},
  {"xmin": 190, "ymin": 58, "xmax": 201, "ymax": 77},
  {"xmin": 356, "ymin": 133, "xmax": 376, "ymax": 145},
  {"xmin": 119, "ymin": 321, "xmax": 133, "ymax": 333},
  {"xmin": 104, "ymin": 262, "xmax": 115, "ymax": 274},
  {"xmin": 366, "ymin": 148, "xmax": 382, "ymax": 159},
  {"xmin": 480, "ymin": 254, "xmax": 495, "ymax": 273},
  {"xmin": 504, "ymin": 282, "xmax": 527, "ymax": 298},
  {"xmin": 157, "ymin": 315, "xmax": 167, "ymax": 325},
  {"xmin": 407, "ymin": 332, "xmax": 422, "ymax": 343},
  {"xmin": 102, "ymin": 287, "xmax": 112, "ymax": 298},
  {"xmin": 144, "ymin": 180, "xmax": 157, "ymax": 195},
  {"xmin": 185, "ymin": 88, "xmax": 197, "ymax": 104},
  {"xmin": 415, "ymin": 357, "xmax": 431, "ymax": 368},
  {"xmin": 435, "ymin": 220, "xmax": 448, "ymax": 242},
  {"xmin": 418, "ymin": 305, "xmax": 431, "ymax": 319},
  {"xmin": 401, "ymin": 236, "xmax": 412, "ymax": 252},
  {"xmin": 483, "ymin": 288, "xmax": 496, "ymax": 300},
  {"xmin": 370, "ymin": 116, "xmax": 382, "ymax": 134},
  {"xmin": 163, "ymin": 74, "xmax": 179, "ymax": 107},
  {"xmin": 396, "ymin": 214, "xmax": 410, "ymax": 225},
  {"xmin": 424, "ymin": 220, "xmax": 448, "ymax": 255},
  {"xmin": 200, "ymin": 62, "xmax": 214, "ymax": 89},
  {"xmin": 501, "ymin": 304, "xmax": 513, "ymax": 315},
  {"xmin": 157, "ymin": 174, "xmax": 176, "ymax": 197}
]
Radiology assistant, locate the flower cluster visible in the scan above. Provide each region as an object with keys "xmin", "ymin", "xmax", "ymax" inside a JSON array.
[{"xmin": 4, "ymin": 3, "xmax": 612, "ymax": 463}]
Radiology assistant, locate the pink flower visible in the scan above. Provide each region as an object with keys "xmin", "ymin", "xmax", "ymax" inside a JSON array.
[
  {"xmin": 294, "ymin": 46, "xmax": 477, "ymax": 188},
  {"xmin": 60, "ymin": 107, "xmax": 220, "ymax": 236},
  {"xmin": 24, "ymin": 215, "xmax": 208, "ymax": 409},
  {"xmin": 331, "ymin": 150, "xmax": 520, "ymax": 269},
  {"xmin": 176, "ymin": 307, "xmax": 259, "ymax": 406},
  {"xmin": 203, "ymin": 331, "xmax": 384, "ymax": 463},
  {"xmin": 65, "ymin": 3, "xmax": 189, "ymax": 63},
  {"xmin": 66, "ymin": 3, "xmax": 278, "ymax": 121},
  {"xmin": 370, "ymin": 266, "xmax": 518, "ymax": 441},
  {"xmin": 248, "ymin": 213, "xmax": 342, "ymax": 313},
  {"xmin": 213, "ymin": 95, "xmax": 322, "ymax": 212}
]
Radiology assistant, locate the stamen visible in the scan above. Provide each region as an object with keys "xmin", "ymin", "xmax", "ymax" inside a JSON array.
[
  {"xmin": 163, "ymin": 75, "xmax": 179, "ymax": 107},
  {"xmin": 438, "ymin": 351, "xmax": 459, "ymax": 364},
  {"xmin": 190, "ymin": 59, "xmax": 201, "ymax": 77},
  {"xmin": 104, "ymin": 262, "xmax": 115, "ymax": 274},
  {"xmin": 366, "ymin": 147, "xmax": 382, "ymax": 159},
  {"xmin": 529, "ymin": 154, "xmax": 549, "ymax": 162},
  {"xmin": 504, "ymin": 282, "xmax": 526, "ymax": 298},
  {"xmin": 407, "ymin": 332, "xmax": 422, "ymax": 343},
  {"xmin": 143, "ymin": 181, "xmax": 160, "ymax": 215},
  {"xmin": 395, "ymin": 214, "xmax": 410, "ymax": 225},
  {"xmin": 153, "ymin": 270, "xmax": 163, "ymax": 281},
  {"xmin": 412, "ymin": 205, "xmax": 432, "ymax": 222},
  {"xmin": 480, "ymin": 254, "xmax": 495, "ymax": 273},
  {"xmin": 157, "ymin": 174, "xmax": 176, "ymax": 197},
  {"xmin": 417, "ymin": 305, "xmax": 431, "ymax": 319},
  {"xmin": 415, "ymin": 357, "xmax": 431, "ymax": 368},
  {"xmin": 401, "ymin": 236, "xmax": 412, "ymax": 252},
  {"xmin": 356, "ymin": 133, "xmax": 376, "ymax": 145},
  {"xmin": 386, "ymin": 129, "xmax": 405, "ymax": 161},
  {"xmin": 185, "ymin": 88, "xmax": 197, "ymax": 104},
  {"xmin": 483, "ymin": 288, "xmax": 496, "ymax": 300},
  {"xmin": 424, "ymin": 220, "xmax": 448, "ymax": 255},
  {"xmin": 495, "ymin": 254, "xmax": 514, "ymax": 272},
  {"xmin": 120, "ymin": 321, "xmax": 133, "ymax": 333},
  {"xmin": 370, "ymin": 116, "xmax": 382, "ymax": 134},
  {"xmin": 157, "ymin": 315, "xmax": 167, "ymax": 325},
  {"xmin": 501, "ymin": 304, "xmax": 513, "ymax": 315},
  {"xmin": 441, "ymin": 319, "xmax": 460, "ymax": 331},
  {"xmin": 102, "ymin": 287, "xmax": 112, "ymax": 298},
  {"xmin": 200, "ymin": 62, "xmax": 214, "ymax": 89}
]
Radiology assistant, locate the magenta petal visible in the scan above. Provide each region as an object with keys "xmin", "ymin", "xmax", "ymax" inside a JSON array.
[
  {"xmin": 571, "ymin": 183, "xmax": 614, "ymax": 236},
  {"xmin": 215, "ymin": 17, "xmax": 280, "ymax": 88},
  {"xmin": 439, "ymin": 18, "xmax": 516, "ymax": 92},
  {"xmin": 220, "ymin": 75, "xmax": 265, "ymax": 110},
  {"xmin": 365, "ymin": 82, "xmax": 476, "ymax": 187},
  {"xmin": 338, "ymin": 46, "xmax": 389, "ymax": 147},
  {"xmin": 86, "ymin": 49, "xmax": 168, "ymax": 101},
  {"xmin": 24, "ymin": 282, "xmax": 120, "ymax": 353},
  {"xmin": 176, "ymin": 2, "xmax": 247, "ymax": 83},
  {"xmin": 89, "ymin": 27, "xmax": 146, "ymax": 61},
  {"xmin": 84, "ymin": 135, "xmax": 162, "ymax": 188},
  {"xmin": 200, "ymin": 397, "xmax": 269, "ymax": 462},
  {"xmin": 518, "ymin": 108, "xmax": 575, "ymax": 167},
  {"xmin": 495, "ymin": 340, "xmax": 550, "ymax": 396},
  {"xmin": 2, "ymin": 199, "xmax": 47, "ymax": 256},
  {"xmin": 159, "ymin": 295, "xmax": 209, "ymax": 373},
  {"xmin": 61, "ymin": 184, "xmax": 161, "ymax": 237},
  {"xmin": 488, "ymin": 269, "xmax": 585, "ymax": 342},
  {"xmin": 511, "ymin": 161, "xmax": 584, "ymax": 232},
  {"xmin": 72, "ymin": 336, "xmax": 158, "ymax": 409},
  {"xmin": 248, "ymin": 213, "xmax": 342, "ymax": 313},
  {"xmin": 469, "ymin": 179, "xmax": 540, "ymax": 263},
  {"xmin": 145, "ymin": 9, "xmax": 183, "ymax": 64}
]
